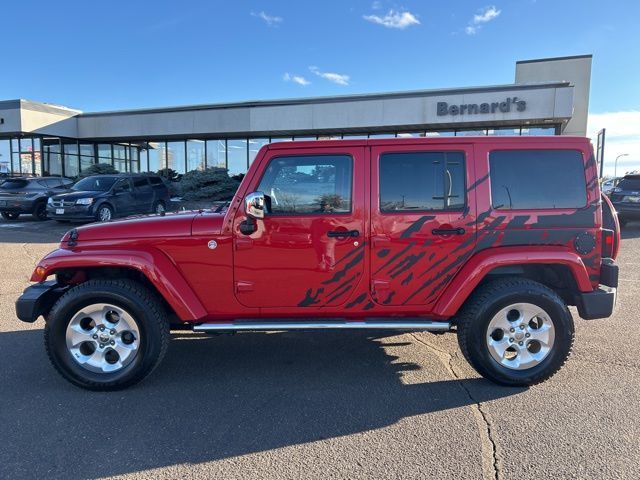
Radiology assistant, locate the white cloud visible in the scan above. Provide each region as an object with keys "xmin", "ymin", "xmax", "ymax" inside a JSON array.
[
  {"xmin": 363, "ymin": 9, "xmax": 420, "ymax": 29},
  {"xmin": 588, "ymin": 111, "xmax": 640, "ymax": 176},
  {"xmin": 465, "ymin": 6, "xmax": 501, "ymax": 35},
  {"xmin": 283, "ymin": 72, "xmax": 310, "ymax": 86},
  {"xmin": 473, "ymin": 6, "xmax": 501, "ymax": 24},
  {"xmin": 251, "ymin": 11, "xmax": 283, "ymax": 27},
  {"xmin": 309, "ymin": 66, "xmax": 350, "ymax": 86}
]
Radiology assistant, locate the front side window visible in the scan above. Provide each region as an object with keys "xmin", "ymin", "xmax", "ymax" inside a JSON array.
[
  {"xmin": 489, "ymin": 150, "xmax": 586, "ymax": 209},
  {"xmin": 257, "ymin": 155, "xmax": 352, "ymax": 215},
  {"xmin": 379, "ymin": 151, "xmax": 465, "ymax": 211}
]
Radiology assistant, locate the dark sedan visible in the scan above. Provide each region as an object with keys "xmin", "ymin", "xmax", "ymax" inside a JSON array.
[
  {"xmin": 0, "ymin": 176, "xmax": 74, "ymax": 221},
  {"xmin": 47, "ymin": 174, "xmax": 170, "ymax": 222},
  {"xmin": 610, "ymin": 174, "xmax": 640, "ymax": 226}
]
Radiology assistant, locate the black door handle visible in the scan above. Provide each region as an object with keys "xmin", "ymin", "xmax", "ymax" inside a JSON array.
[
  {"xmin": 432, "ymin": 227, "xmax": 465, "ymax": 236},
  {"xmin": 327, "ymin": 229, "xmax": 360, "ymax": 238}
]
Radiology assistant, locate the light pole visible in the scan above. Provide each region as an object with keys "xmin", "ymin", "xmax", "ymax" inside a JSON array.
[{"xmin": 614, "ymin": 153, "xmax": 629, "ymax": 179}]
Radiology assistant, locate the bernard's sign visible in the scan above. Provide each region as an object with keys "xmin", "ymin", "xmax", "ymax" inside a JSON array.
[{"xmin": 437, "ymin": 97, "xmax": 526, "ymax": 116}]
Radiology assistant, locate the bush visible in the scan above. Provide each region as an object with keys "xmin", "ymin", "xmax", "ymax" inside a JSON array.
[
  {"xmin": 157, "ymin": 168, "xmax": 180, "ymax": 182},
  {"xmin": 178, "ymin": 167, "xmax": 241, "ymax": 201},
  {"xmin": 79, "ymin": 163, "xmax": 119, "ymax": 178}
]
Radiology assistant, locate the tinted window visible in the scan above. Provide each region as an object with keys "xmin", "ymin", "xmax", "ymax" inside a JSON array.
[
  {"xmin": 44, "ymin": 178, "xmax": 63, "ymax": 188},
  {"xmin": 380, "ymin": 152, "xmax": 465, "ymax": 211},
  {"xmin": 257, "ymin": 155, "xmax": 352, "ymax": 214},
  {"xmin": 617, "ymin": 177, "xmax": 640, "ymax": 191},
  {"xmin": 72, "ymin": 176, "xmax": 117, "ymax": 192},
  {"xmin": 0, "ymin": 179, "xmax": 28, "ymax": 190},
  {"xmin": 490, "ymin": 150, "xmax": 586, "ymax": 209},
  {"xmin": 148, "ymin": 176, "xmax": 163, "ymax": 185},
  {"xmin": 133, "ymin": 177, "xmax": 149, "ymax": 187}
]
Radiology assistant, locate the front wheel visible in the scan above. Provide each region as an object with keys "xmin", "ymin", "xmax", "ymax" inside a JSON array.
[
  {"xmin": 1, "ymin": 211, "xmax": 20, "ymax": 220},
  {"xmin": 96, "ymin": 204, "xmax": 113, "ymax": 222},
  {"xmin": 456, "ymin": 278, "xmax": 574, "ymax": 386},
  {"xmin": 44, "ymin": 279, "xmax": 170, "ymax": 390}
]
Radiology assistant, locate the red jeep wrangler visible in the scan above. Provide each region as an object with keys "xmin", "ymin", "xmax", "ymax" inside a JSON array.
[{"xmin": 16, "ymin": 137, "xmax": 620, "ymax": 390}]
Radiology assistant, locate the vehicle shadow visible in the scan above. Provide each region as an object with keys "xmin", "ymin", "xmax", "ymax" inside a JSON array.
[
  {"xmin": 0, "ymin": 217, "xmax": 71, "ymax": 244},
  {"xmin": 0, "ymin": 329, "xmax": 524, "ymax": 479},
  {"xmin": 620, "ymin": 221, "xmax": 640, "ymax": 240}
]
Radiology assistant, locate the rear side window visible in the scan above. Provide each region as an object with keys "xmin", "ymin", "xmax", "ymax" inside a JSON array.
[
  {"xmin": 148, "ymin": 176, "xmax": 163, "ymax": 185},
  {"xmin": 617, "ymin": 177, "xmax": 640, "ymax": 190},
  {"xmin": 0, "ymin": 179, "xmax": 28, "ymax": 189},
  {"xmin": 379, "ymin": 151, "xmax": 465, "ymax": 211},
  {"xmin": 133, "ymin": 177, "xmax": 149, "ymax": 187},
  {"xmin": 490, "ymin": 150, "xmax": 586, "ymax": 209}
]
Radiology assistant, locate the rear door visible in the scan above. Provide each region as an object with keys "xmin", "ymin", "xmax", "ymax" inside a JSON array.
[
  {"xmin": 112, "ymin": 178, "xmax": 135, "ymax": 215},
  {"xmin": 131, "ymin": 176, "xmax": 153, "ymax": 213},
  {"xmin": 370, "ymin": 143, "xmax": 476, "ymax": 307}
]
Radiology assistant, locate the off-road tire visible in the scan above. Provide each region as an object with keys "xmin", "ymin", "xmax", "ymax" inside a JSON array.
[
  {"xmin": 456, "ymin": 277, "xmax": 574, "ymax": 386},
  {"xmin": 44, "ymin": 279, "xmax": 170, "ymax": 391}
]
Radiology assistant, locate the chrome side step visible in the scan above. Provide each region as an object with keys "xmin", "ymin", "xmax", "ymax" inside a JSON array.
[{"xmin": 193, "ymin": 319, "xmax": 451, "ymax": 332}]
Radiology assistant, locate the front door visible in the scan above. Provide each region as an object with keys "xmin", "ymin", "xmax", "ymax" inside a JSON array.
[
  {"xmin": 233, "ymin": 146, "xmax": 366, "ymax": 308},
  {"xmin": 370, "ymin": 143, "xmax": 476, "ymax": 307}
]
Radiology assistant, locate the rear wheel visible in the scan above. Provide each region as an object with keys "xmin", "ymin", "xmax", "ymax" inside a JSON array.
[
  {"xmin": 44, "ymin": 279, "xmax": 170, "ymax": 390},
  {"xmin": 456, "ymin": 278, "xmax": 574, "ymax": 386},
  {"xmin": 152, "ymin": 200, "xmax": 166, "ymax": 215},
  {"xmin": 1, "ymin": 212, "xmax": 20, "ymax": 220},
  {"xmin": 33, "ymin": 202, "xmax": 48, "ymax": 221}
]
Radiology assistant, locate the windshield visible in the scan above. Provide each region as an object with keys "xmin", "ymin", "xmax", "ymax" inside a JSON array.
[
  {"xmin": 617, "ymin": 177, "xmax": 640, "ymax": 191},
  {"xmin": 72, "ymin": 176, "xmax": 117, "ymax": 192},
  {"xmin": 0, "ymin": 179, "xmax": 29, "ymax": 190}
]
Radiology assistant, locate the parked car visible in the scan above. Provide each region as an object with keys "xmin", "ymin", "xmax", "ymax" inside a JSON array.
[
  {"xmin": 0, "ymin": 176, "xmax": 74, "ymax": 221},
  {"xmin": 46, "ymin": 174, "xmax": 170, "ymax": 222},
  {"xmin": 16, "ymin": 136, "xmax": 619, "ymax": 390},
  {"xmin": 601, "ymin": 177, "xmax": 620, "ymax": 195},
  {"xmin": 609, "ymin": 174, "xmax": 640, "ymax": 226}
]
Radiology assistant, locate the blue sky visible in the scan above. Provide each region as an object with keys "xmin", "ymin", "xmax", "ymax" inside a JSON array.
[{"xmin": 2, "ymin": 0, "xmax": 639, "ymax": 173}]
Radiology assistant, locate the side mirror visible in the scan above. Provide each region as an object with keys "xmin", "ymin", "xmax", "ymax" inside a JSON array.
[{"xmin": 245, "ymin": 191, "xmax": 266, "ymax": 219}]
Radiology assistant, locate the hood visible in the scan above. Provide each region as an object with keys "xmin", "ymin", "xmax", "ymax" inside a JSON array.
[
  {"xmin": 62, "ymin": 209, "xmax": 228, "ymax": 244},
  {"xmin": 53, "ymin": 190, "xmax": 106, "ymax": 201},
  {"xmin": 64, "ymin": 210, "xmax": 201, "ymax": 243}
]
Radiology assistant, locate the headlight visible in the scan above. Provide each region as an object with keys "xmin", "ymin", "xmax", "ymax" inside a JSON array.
[
  {"xmin": 47, "ymin": 197, "xmax": 53, "ymax": 205},
  {"xmin": 75, "ymin": 198, "xmax": 94, "ymax": 205}
]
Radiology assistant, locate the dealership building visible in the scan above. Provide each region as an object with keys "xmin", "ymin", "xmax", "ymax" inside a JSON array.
[{"xmin": 0, "ymin": 55, "xmax": 592, "ymax": 177}]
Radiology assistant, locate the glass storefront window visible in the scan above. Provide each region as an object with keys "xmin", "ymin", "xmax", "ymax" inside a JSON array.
[
  {"xmin": 248, "ymin": 138, "xmax": 269, "ymax": 165},
  {"xmin": 167, "ymin": 141, "xmax": 186, "ymax": 174},
  {"xmin": 425, "ymin": 131, "xmax": 455, "ymax": 137},
  {"xmin": 456, "ymin": 129, "xmax": 487, "ymax": 136},
  {"xmin": 521, "ymin": 126, "xmax": 557, "ymax": 136},
  {"xmin": 368, "ymin": 133, "xmax": 397, "ymax": 139},
  {"xmin": 487, "ymin": 128, "xmax": 521, "ymax": 136},
  {"xmin": 98, "ymin": 144, "xmax": 112, "ymax": 163},
  {"xmin": 139, "ymin": 148, "xmax": 149, "ymax": 172},
  {"xmin": 227, "ymin": 139, "xmax": 247, "ymax": 175},
  {"xmin": 80, "ymin": 144, "xmax": 94, "ymax": 157},
  {"xmin": 64, "ymin": 153, "xmax": 79, "ymax": 177},
  {"xmin": 186, "ymin": 140, "xmax": 205, "ymax": 171},
  {"xmin": 63, "ymin": 142, "xmax": 79, "ymax": 155},
  {"xmin": 80, "ymin": 155, "xmax": 95, "ymax": 172},
  {"xmin": 269, "ymin": 137, "xmax": 293, "ymax": 143},
  {"xmin": 0, "ymin": 140, "xmax": 10, "ymax": 174},
  {"xmin": 206, "ymin": 140, "xmax": 226, "ymax": 169},
  {"xmin": 148, "ymin": 142, "xmax": 163, "ymax": 172},
  {"xmin": 396, "ymin": 132, "xmax": 425, "ymax": 138}
]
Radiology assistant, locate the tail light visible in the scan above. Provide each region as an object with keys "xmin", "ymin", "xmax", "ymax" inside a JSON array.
[{"xmin": 601, "ymin": 229, "xmax": 615, "ymax": 259}]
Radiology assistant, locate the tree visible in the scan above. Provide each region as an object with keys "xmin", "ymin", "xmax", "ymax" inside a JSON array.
[
  {"xmin": 178, "ymin": 167, "xmax": 241, "ymax": 201},
  {"xmin": 79, "ymin": 163, "xmax": 119, "ymax": 178}
]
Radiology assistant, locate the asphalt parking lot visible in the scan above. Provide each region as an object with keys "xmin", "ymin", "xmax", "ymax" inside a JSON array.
[{"xmin": 1, "ymin": 216, "xmax": 639, "ymax": 480}]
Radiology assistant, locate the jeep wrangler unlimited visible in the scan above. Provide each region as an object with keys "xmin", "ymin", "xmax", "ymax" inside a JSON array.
[{"xmin": 16, "ymin": 137, "xmax": 619, "ymax": 390}]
